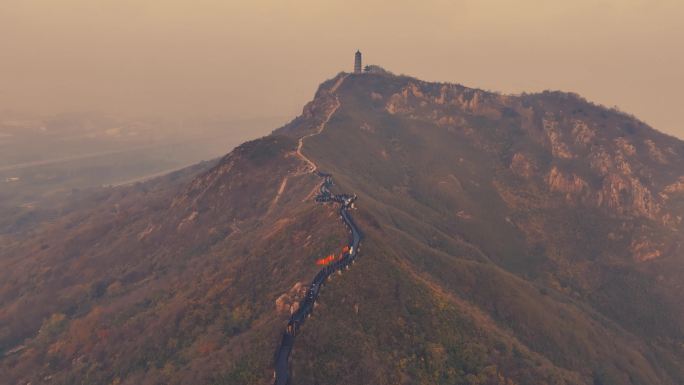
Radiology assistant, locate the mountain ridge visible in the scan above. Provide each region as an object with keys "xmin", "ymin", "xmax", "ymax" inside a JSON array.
[
  {"xmin": 280, "ymin": 71, "xmax": 684, "ymax": 384},
  {"xmin": 2, "ymin": 71, "xmax": 684, "ymax": 385}
]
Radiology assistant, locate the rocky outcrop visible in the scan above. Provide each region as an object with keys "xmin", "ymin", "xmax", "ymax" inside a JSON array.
[
  {"xmin": 631, "ymin": 238, "xmax": 662, "ymax": 262},
  {"xmin": 571, "ymin": 119, "xmax": 596, "ymax": 146},
  {"xmin": 615, "ymin": 137, "xmax": 636, "ymax": 156},
  {"xmin": 543, "ymin": 117, "xmax": 575, "ymax": 159},
  {"xmin": 547, "ymin": 154, "xmax": 661, "ymax": 218},
  {"xmin": 368, "ymin": 74, "xmax": 678, "ymax": 224},
  {"xmin": 547, "ymin": 166, "xmax": 588, "ymax": 201},
  {"xmin": 385, "ymin": 82, "xmax": 504, "ymax": 119},
  {"xmin": 597, "ymin": 174, "xmax": 660, "ymax": 218},
  {"xmin": 275, "ymin": 282, "xmax": 307, "ymax": 314},
  {"xmin": 589, "ymin": 148, "xmax": 614, "ymax": 176},
  {"xmin": 663, "ymin": 177, "xmax": 684, "ymax": 197},
  {"xmin": 510, "ymin": 153, "xmax": 536, "ymax": 179}
]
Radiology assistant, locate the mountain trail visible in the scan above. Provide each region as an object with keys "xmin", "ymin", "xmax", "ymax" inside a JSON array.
[
  {"xmin": 295, "ymin": 74, "xmax": 348, "ymax": 173},
  {"xmin": 266, "ymin": 176, "xmax": 290, "ymax": 216},
  {"xmin": 272, "ymin": 134, "xmax": 363, "ymax": 385}
]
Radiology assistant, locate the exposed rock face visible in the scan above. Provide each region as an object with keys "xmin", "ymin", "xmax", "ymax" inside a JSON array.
[
  {"xmin": 360, "ymin": 75, "xmax": 681, "ymax": 226},
  {"xmin": 547, "ymin": 166, "xmax": 588, "ymax": 200},
  {"xmin": 4, "ymin": 71, "xmax": 684, "ymax": 385},
  {"xmin": 615, "ymin": 137, "xmax": 636, "ymax": 156},
  {"xmin": 275, "ymin": 282, "xmax": 306, "ymax": 314},
  {"xmin": 543, "ymin": 117, "xmax": 575, "ymax": 159},
  {"xmin": 589, "ymin": 148, "xmax": 614, "ymax": 176},
  {"xmin": 385, "ymin": 81, "xmax": 504, "ymax": 119},
  {"xmin": 296, "ymin": 73, "xmax": 684, "ymax": 385},
  {"xmin": 631, "ymin": 238, "xmax": 662, "ymax": 262},
  {"xmin": 663, "ymin": 176, "xmax": 684, "ymax": 197},
  {"xmin": 543, "ymin": 165, "xmax": 661, "ymax": 219},
  {"xmin": 597, "ymin": 174, "xmax": 660, "ymax": 218},
  {"xmin": 571, "ymin": 119, "xmax": 596, "ymax": 145},
  {"xmin": 510, "ymin": 153, "xmax": 536, "ymax": 179}
]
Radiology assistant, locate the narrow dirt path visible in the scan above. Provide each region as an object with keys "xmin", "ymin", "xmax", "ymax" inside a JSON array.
[
  {"xmin": 271, "ymin": 74, "xmax": 363, "ymax": 385},
  {"xmin": 269, "ymin": 74, "xmax": 349, "ymax": 214},
  {"xmin": 294, "ymin": 74, "xmax": 348, "ymax": 173}
]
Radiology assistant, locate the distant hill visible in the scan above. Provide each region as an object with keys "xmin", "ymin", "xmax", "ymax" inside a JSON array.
[
  {"xmin": 2, "ymin": 71, "xmax": 684, "ymax": 385},
  {"xmin": 0, "ymin": 114, "xmax": 282, "ymax": 238}
]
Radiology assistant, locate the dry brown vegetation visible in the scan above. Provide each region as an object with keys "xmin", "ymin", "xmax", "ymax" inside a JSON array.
[{"xmin": 2, "ymin": 72, "xmax": 684, "ymax": 385}]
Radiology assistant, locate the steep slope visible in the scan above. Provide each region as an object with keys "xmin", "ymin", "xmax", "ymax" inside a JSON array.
[
  {"xmin": 277, "ymin": 72, "xmax": 684, "ymax": 384},
  {"xmin": 0, "ymin": 136, "xmax": 350, "ymax": 385},
  {"xmin": 2, "ymin": 71, "xmax": 684, "ymax": 385}
]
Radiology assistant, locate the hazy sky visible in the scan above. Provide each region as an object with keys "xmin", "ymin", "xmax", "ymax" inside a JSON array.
[{"xmin": 1, "ymin": 0, "xmax": 683, "ymax": 138}]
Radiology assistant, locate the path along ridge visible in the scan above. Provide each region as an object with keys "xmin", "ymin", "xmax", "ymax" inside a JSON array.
[{"xmin": 272, "ymin": 74, "xmax": 364, "ymax": 385}]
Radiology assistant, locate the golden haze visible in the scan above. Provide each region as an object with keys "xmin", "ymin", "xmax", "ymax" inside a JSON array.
[{"xmin": 0, "ymin": 0, "xmax": 682, "ymax": 137}]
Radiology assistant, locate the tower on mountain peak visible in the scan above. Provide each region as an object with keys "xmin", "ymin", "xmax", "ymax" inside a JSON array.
[{"xmin": 354, "ymin": 50, "xmax": 362, "ymax": 74}]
